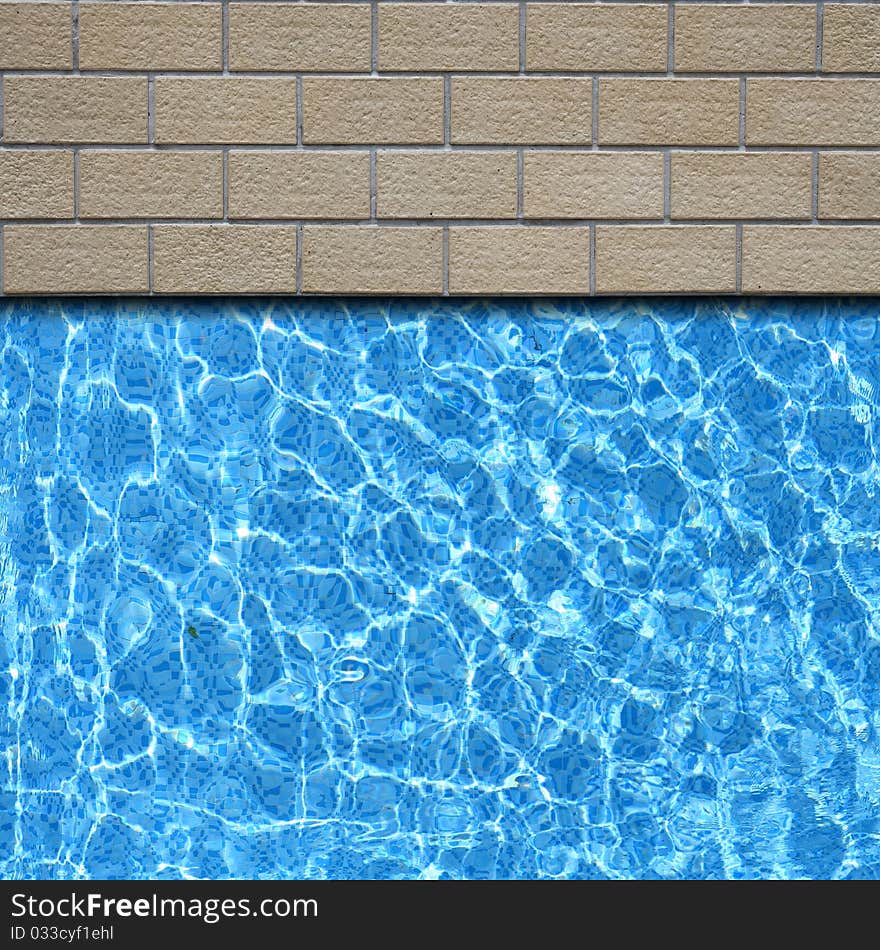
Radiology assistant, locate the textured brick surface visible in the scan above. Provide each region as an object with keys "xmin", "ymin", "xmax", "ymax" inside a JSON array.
[
  {"xmin": 3, "ymin": 226, "xmax": 149, "ymax": 294},
  {"xmin": 229, "ymin": 151, "xmax": 370, "ymax": 220},
  {"xmin": 1, "ymin": 1, "xmax": 880, "ymax": 296},
  {"xmin": 823, "ymin": 5, "xmax": 880, "ymax": 72},
  {"xmin": 742, "ymin": 226, "xmax": 880, "ymax": 293},
  {"xmin": 154, "ymin": 78, "xmax": 298, "ymax": 145},
  {"xmin": 80, "ymin": 151, "xmax": 224, "ymax": 220},
  {"xmin": 79, "ymin": 2, "xmax": 221, "ymax": 71},
  {"xmin": 303, "ymin": 78, "xmax": 444, "ymax": 145},
  {"xmin": 377, "ymin": 152, "xmax": 518, "ymax": 219},
  {"xmin": 453, "ymin": 78, "xmax": 593, "ymax": 145},
  {"xmin": 153, "ymin": 226, "xmax": 298, "ymax": 293},
  {"xmin": 747, "ymin": 80, "xmax": 880, "ymax": 146},
  {"xmin": 380, "ymin": 3, "xmax": 519, "ymax": 72},
  {"xmin": 674, "ymin": 5, "xmax": 816, "ymax": 73},
  {"xmin": 301, "ymin": 227, "xmax": 443, "ymax": 294},
  {"xmin": 0, "ymin": 151, "xmax": 74, "ymax": 219},
  {"xmin": 526, "ymin": 4, "xmax": 667, "ymax": 72},
  {"xmin": 595, "ymin": 226, "xmax": 737, "ymax": 293},
  {"xmin": 449, "ymin": 227, "xmax": 590, "ymax": 294},
  {"xmin": 3, "ymin": 77, "xmax": 148, "ymax": 144},
  {"xmin": 599, "ymin": 79, "xmax": 740, "ymax": 146},
  {"xmin": 819, "ymin": 154, "xmax": 880, "ymax": 220},
  {"xmin": 229, "ymin": 3, "xmax": 370, "ymax": 72},
  {"xmin": 0, "ymin": 3, "xmax": 71, "ymax": 70},
  {"xmin": 670, "ymin": 153, "xmax": 813, "ymax": 220},
  {"xmin": 523, "ymin": 152, "xmax": 664, "ymax": 219}
]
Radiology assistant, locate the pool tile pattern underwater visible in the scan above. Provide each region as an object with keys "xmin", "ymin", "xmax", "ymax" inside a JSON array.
[{"xmin": 3, "ymin": 297, "xmax": 880, "ymax": 879}]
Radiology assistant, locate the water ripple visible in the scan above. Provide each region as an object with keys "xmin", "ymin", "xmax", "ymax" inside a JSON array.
[{"xmin": 2, "ymin": 296, "xmax": 880, "ymax": 880}]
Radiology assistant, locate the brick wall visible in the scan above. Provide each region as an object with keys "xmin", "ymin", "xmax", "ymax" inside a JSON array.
[{"xmin": 0, "ymin": 1, "xmax": 879, "ymax": 296}]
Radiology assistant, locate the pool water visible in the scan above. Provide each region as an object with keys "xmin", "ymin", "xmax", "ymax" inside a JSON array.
[{"xmin": 2, "ymin": 296, "xmax": 880, "ymax": 880}]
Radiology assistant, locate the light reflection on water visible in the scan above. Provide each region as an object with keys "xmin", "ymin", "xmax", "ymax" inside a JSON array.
[{"xmin": 2, "ymin": 296, "xmax": 880, "ymax": 879}]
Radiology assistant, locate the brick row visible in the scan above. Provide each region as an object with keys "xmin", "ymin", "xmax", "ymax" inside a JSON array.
[
  {"xmin": 6, "ymin": 76, "xmax": 878, "ymax": 147},
  {"xmin": 3, "ymin": 5, "xmax": 880, "ymax": 76},
  {"xmin": 4, "ymin": 224, "xmax": 880, "ymax": 295},
  {"xmin": 6, "ymin": 149, "xmax": 880, "ymax": 223}
]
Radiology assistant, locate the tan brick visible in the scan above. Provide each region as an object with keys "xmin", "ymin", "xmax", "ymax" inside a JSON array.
[
  {"xmin": 302, "ymin": 78, "xmax": 444, "ymax": 146},
  {"xmin": 523, "ymin": 152, "xmax": 663, "ymax": 219},
  {"xmin": 595, "ymin": 226, "xmax": 736, "ymax": 293},
  {"xmin": 674, "ymin": 4, "xmax": 816, "ymax": 73},
  {"xmin": 3, "ymin": 77, "xmax": 148, "ymax": 144},
  {"xmin": 670, "ymin": 153, "xmax": 813, "ymax": 219},
  {"xmin": 154, "ymin": 77, "xmax": 297, "ymax": 145},
  {"xmin": 0, "ymin": 3, "xmax": 71, "ymax": 70},
  {"xmin": 79, "ymin": 2, "xmax": 221, "ymax": 71},
  {"xmin": 448, "ymin": 227, "xmax": 589, "ymax": 294},
  {"xmin": 0, "ymin": 151, "xmax": 73, "ymax": 219},
  {"xmin": 526, "ymin": 4, "xmax": 667, "ymax": 72},
  {"xmin": 376, "ymin": 151, "xmax": 518, "ymax": 219},
  {"xmin": 600, "ymin": 79, "xmax": 739, "ymax": 146},
  {"xmin": 819, "ymin": 154, "xmax": 880, "ymax": 220},
  {"xmin": 379, "ymin": 3, "xmax": 519, "ymax": 72},
  {"xmin": 452, "ymin": 78, "xmax": 592, "ymax": 145},
  {"xmin": 301, "ymin": 227, "xmax": 443, "ymax": 294},
  {"xmin": 153, "ymin": 225, "xmax": 297, "ymax": 293},
  {"xmin": 3, "ymin": 225, "xmax": 148, "ymax": 294},
  {"xmin": 742, "ymin": 226, "xmax": 880, "ymax": 293},
  {"xmin": 823, "ymin": 5, "xmax": 880, "ymax": 72},
  {"xmin": 228, "ymin": 151, "xmax": 370, "ymax": 219},
  {"xmin": 79, "ymin": 151, "xmax": 224, "ymax": 220},
  {"xmin": 229, "ymin": 2, "xmax": 370, "ymax": 72},
  {"xmin": 748, "ymin": 80, "xmax": 880, "ymax": 146}
]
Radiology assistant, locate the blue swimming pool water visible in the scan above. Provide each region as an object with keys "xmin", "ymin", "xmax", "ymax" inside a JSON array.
[{"xmin": 2, "ymin": 296, "xmax": 880, "ymax": 880}]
